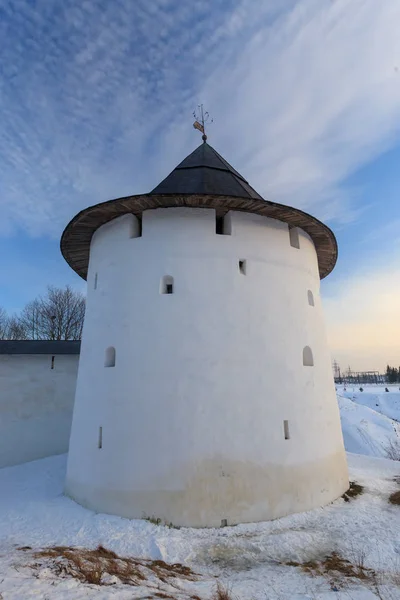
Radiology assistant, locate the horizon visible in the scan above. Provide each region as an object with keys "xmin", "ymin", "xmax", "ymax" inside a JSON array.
[{"xmin": 1, "ymin": 0, "xmax": 400, "ymax": 372}]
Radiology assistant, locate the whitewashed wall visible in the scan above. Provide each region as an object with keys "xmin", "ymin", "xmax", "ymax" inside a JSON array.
[
  {"xmin": 66, "ymin": 207, "xmax": 348, "ymax": 527},
  {"xmin": 0, "ymin": 354, "xmax": 78, "ymax": 467}
]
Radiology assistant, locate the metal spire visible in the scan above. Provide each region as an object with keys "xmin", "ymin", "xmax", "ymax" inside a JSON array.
[{"xmin": 193, "ymin": 104, "xmax": 213, "ymax": 142}]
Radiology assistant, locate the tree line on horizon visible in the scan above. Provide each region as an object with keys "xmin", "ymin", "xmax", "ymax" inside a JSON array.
[
  {"xmin": 0, "ymin": 285, "xmax": 85, "ymax": 341},
  {"xmin": 386, "ymin": 365, "xmax": 400, "ymax": 383}
]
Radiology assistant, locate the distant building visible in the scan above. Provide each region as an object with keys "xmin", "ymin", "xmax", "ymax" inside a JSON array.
[
  {"xmin": 60, "ymin": 140, "xmax": 348, "ymax": 527},
  {"xmin": 0, "ymin": 340, "xmax": 79, "ymax": 468}
]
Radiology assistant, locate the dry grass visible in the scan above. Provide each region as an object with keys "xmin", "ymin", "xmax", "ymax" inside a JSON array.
[
  {"xmin": 22, "ymin": 545, "xmax": 240, "ymax": 599},
  {"xmin": 210, "ymin": 583, "xmax": 236, "ymax": 600},
  {"xmin": 147, "ymin": 559, "xmax": 194, "ymax": 583},
  {"xmin": 390, "ymin": 567, "xmax": 400, "ymax": 587},
  {"xmin": 286, "ymin": 551, "xmax": 376, "ymax": 586},
  {"xmin": 143, "ymin": 514, "xmax": 180, "ymax": 529},
  {"xmin": 384, "ymin": 438, "xmax": 400, "ymax": 461},
  {"xmin": 341, "ymin": 481, "xmax": 364, "ymax": 502},
  {"xmin": 389, "ymin": 491, "xmax": 400, "ymax": 505},
  {"xmin": 30, "ymin": 545, "xmax": 196, "ymax": 589}
]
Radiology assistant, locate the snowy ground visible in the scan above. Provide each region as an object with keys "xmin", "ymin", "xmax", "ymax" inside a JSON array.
[
  {"xmin": 337, "ymin": 385, "xmax": 400, "ymax": 423},
  {"xmin": 337, "ymin": 385, "xmax": 400, "ymax": 458},
  {"xmin": 1, "ymin": 391, "xmax": 400, "ymax": 599}
]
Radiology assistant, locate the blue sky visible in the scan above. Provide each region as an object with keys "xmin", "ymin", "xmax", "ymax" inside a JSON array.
[{"xmin": 1, "ymin": 0, "xmax": 400, "ymax": 370}]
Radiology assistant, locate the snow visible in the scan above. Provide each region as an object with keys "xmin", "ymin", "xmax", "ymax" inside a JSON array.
[
  {"xmin": 337, "ymin": 385, "xmax": 400, "ymax": 457},
  {"xmin": 338, "ymin": 385, "xmax": 400, "ymax": 423},
  {"xmin": 1, "ymin": 390, "xmax": 400, "ymax": 599},
  {"xmin": 338, "ymin": 394, "xmax": 399, "ymax": 457}
]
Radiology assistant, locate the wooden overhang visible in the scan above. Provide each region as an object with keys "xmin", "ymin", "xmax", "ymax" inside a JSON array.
[{"xmin": 60, "ymin": 192, "xmax": 338, "ymax": 280}]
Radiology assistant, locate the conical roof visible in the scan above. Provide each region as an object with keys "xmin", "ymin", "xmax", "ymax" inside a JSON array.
[{"xmin": 150, "ymin": 141, "xmax": 263, "ymax": 199}]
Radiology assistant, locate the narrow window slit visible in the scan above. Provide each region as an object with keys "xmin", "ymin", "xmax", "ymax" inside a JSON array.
[
  {"xmin": 51, "ymin": 356, "xmax": 55, "ymax": 370},
  {"xmin": 94, "ymin": 272, "xmax": 98, "ymax": 290},
  {"xmin": 284, "ymin": 420, "xmax": 290, "ymax": 440},
  {"xmin": 216, "ymin": 216, "xmax": 224, "ymax": 235},
  {"xmin": 221, "ymin": 519, "xmax": 228, "ymax": 528},
  {"xmin": 160, "ymin": 276, "xmax": 174, "ymax": 294},
  {"xmin": 303, "ymin": 346, "xmax": 314, "ymax": 367},
  {"xmin": 98, "ymin": 426, "xmax": 103, "ymax": 449},
  {"xmin": 130, "ymin": 217, "xmax": 142, "ymax": 238},
  {"xmin": 289, "ymin": 227, "xmax": 300, "ymax": 249},
  {"xmin": 216, "ymin": 214, "xmax": 231, "ymax": 235},
  {"xmin": 239, "ymin": 260, "xmax": 246, "ymax": 275},
  {"xmin": 308, "ymin": 290, "xmax": 314, "ymax": 306},
  {"xmin": 105, "ymin": 346, "xmax": 116, "ymax": 367}
]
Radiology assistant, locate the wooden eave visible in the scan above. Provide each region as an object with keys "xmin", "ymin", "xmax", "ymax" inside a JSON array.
[{"xmin": 60, "ymin": 193, "xmax": 338, "ymax": 280}]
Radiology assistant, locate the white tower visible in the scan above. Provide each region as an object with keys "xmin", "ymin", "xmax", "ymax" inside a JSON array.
[{"xmin": 61, "ymin": 140, "xmax": 348, "ymax": 527}]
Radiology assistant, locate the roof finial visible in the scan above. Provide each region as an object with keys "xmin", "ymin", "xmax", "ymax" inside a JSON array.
[{"xmin": 193, "ymin": 104, "xmax": 213, "ymax": 143}]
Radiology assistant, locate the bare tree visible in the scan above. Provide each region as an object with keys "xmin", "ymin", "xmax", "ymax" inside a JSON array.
[
  {"xmin": 19, "ymin": 285, "xmax": 85, "ymax": 340},
  {"xmin": 0, "ymin": 308, "xmax": 27, "ymax": 339},
  {"xmin": 0, "ymin": 307, "xmax": 8, "ymax": 339},
  {"xmin": 6, "ymin": 315, "xmax": 27, "ymax": 339},
  {"xmin": 19, "ymin": 299, "xmax": 42, "ymax": 340}
]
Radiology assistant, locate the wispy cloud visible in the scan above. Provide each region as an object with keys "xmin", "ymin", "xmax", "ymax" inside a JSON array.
[
  {"xmin": 0, "ymin": 0, "xmax": 400, "ymax": 238},
  {"xmin": 201, "ymin": 0, "xmax": 400, "ymax": 222}
]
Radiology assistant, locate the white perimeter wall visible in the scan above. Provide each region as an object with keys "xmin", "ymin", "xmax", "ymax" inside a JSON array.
[
  {"xmin": 0, "ymin": 354, "xmax": 78, "ymax": 467},
  {"xmin": 66, "ymin": 207, "xmax": 348, "ymax": 526}
]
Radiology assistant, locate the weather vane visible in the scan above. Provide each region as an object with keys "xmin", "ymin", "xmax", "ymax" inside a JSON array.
[{"xmin": 193, "ymin": 104, "xmax": 213, "ymax": 142}]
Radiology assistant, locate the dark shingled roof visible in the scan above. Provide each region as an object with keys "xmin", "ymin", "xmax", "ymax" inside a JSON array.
[
  {"xmin": 151, "ymin": 142, "xmax": 263, "ymax": 199},
  {"xmin": 0, "ymin": 340, "xmax": 81, "ymax": 355}
]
